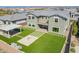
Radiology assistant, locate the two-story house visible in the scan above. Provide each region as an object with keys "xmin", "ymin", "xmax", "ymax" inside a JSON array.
[{"xmin": 26, "ymin": 10, "xmax": 70, "ymax": 35}]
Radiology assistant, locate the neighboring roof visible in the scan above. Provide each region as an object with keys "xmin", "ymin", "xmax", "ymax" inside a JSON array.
[
  {"xmin": 0, "ymin": 10, "xmax": 70, "ymax": 21},
  {"xmin": 0, "ymin": 13, "xmax": 27, "ymax": 21},
  {"xmin": 30, "ymin": 10, "xmax": 70, "ymax": 20},
  {"xmin": 75, "ymin": 13, "xmax": 79, "ymax": 16},
  {"xmin": 15, "ymin": 10, "xmax": 30, "ymax": 14},
  {"xmin": 0, "ymin": 24, "xmax": 21, "ymax": 31},
  {"xmin": 74, "ymin": 13, "xmax": 79, "ymax": 20}
]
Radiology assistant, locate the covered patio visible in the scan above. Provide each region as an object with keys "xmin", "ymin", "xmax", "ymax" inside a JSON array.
[{"xmin": 0, "ymin": 24, "xmax": 21, "ymax": 38}]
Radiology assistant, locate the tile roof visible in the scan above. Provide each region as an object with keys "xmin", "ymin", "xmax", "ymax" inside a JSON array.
[
  {"xmin": 0, "ymin": 10, "xmax": 70, "ymax": 21},
  {"xmin": 0, "ymin": 13, "xmax": 27, "ymax": 21},
  {"xmin": 31, "ymin": 10, "xmax": 70, "ymax": 20}
]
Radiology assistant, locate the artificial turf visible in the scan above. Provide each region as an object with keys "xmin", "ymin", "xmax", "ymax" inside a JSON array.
[
  {"xmin": 18, "ymin": 28, "xmax": 35, "ymax": 37},
  {"xmin": 19, "ymin": 33, "xmax": 66, "ymax": 53},
  {"xmin": 0, "ymin": 28, "xmax": 35, "ymax": 44}
]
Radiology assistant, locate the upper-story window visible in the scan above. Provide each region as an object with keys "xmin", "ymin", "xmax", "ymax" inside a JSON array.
[
  {"xmin": 71, "ymin": 15, "xmax": 74, "ymax": 18},
  {"xmin": 55, "ymin": 18, "xmax": 58, "ymax": 22},
  {"xmin": 32, "ymin": 16, "xmax": 35, "ymax": 19},
  {"xmin": 46, "ymin": 17, "xmax": 48, "ymax": 19},
  {"xmin": 8, "ymin": 22, "xmax": 10, "ymax": 24},
  {"xmin": 42, "ymin": 16, "xmax": 44, "ymax": 19},
  {"xmin": 12, "ymin": 21, "xmax": 16, "ymax": 24},
  {"xmin": 4, "ymin": 21, "xmax": 6, "ymax": 24},
  {"xmin": 28, "ymin": 16, "xmax": 31, "ymax": 19}
]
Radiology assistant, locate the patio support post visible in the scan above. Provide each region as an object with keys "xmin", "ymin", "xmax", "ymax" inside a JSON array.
[
  {"xmin": 20, "ymin": 27, "xmax": 21, "ymax": 32},
  {"xmin": 8, "ymin": 31, "xmax": 10, "ymax": 38}
]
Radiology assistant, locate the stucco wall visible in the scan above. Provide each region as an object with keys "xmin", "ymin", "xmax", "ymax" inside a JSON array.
[
  {"xmin": 26, "ymin": 15, "xmax": 38, "ymax": 29},
  {"xmin": 48, "ymin": 16, "xmax": 68, "ymax": 35},
  {"xmin": 26, "ymin": 14, "xmax": 69, "ymax": 35}
]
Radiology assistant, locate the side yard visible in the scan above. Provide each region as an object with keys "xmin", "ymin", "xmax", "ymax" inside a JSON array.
[{"xmin": 0, "ymin": 28, "xmax": 35, "ymax": 44}]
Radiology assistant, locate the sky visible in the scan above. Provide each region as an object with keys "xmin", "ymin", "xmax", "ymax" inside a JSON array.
[
  {"xmin": 0, "ymin": 0, "xmax": 79, "ymax": 6},
  {"xmin": 0, "ymin": 6, "xmax": 79, "ymax": 8}
]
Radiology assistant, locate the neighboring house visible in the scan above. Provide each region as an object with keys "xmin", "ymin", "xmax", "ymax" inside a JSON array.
[
  {"xmin": 0, "ymin": 13, "xmax": 27, "ymax": 38},
  {"xmin": 26, "ymin": 10, "xmax": 70, "ymax": 35},
  {"xmin": 69, "ymin": 11, "xmax": 77, "ymax": 21},
  {"xmin": 0, "ymin": 13, "xmax": 27, "ymax": 26},
  {"xmin": 74, "ymin": 13, "xmax": 79, "ymax": 21},
  {"xmin": 69, "ymin": 11, "xmax": 79, "ymax": 21}
]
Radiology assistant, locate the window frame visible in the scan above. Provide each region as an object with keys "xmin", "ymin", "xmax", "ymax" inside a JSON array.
[
  {"xmin": 55, "ymin": 18, "xmax": 58, "ymax": 22},
  {"xmin": 28, "ymin": 16, "xmax": 31, "ymax": 19},
  {"xmin": 32, "ymin": 24, "xmax": 35, "ymax": 27},
  {"xmin": 32, "ymin": 16, "xmax": 35, "ymax": 19},
  {"xmin": 29, "ymin": 24, "xmax": 31, "ymax": 26},
  {"xmin": 52, "ymin": 27, "xmax": 59, "ymax": 32}
]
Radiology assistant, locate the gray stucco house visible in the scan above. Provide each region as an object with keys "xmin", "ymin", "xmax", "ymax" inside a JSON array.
[{"xmin": 26, "ymin": 10, "xmax": 70, "ymax": 35}]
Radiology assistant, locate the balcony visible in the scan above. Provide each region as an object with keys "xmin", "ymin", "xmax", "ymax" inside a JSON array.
[{"xmin": 37, "ymin": 19, "xmax": 49, "ymax": 25}]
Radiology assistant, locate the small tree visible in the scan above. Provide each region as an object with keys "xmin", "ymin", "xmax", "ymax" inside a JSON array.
[
  {"xmin": 72, "ymin": 21, "xmax": 78, "ymax": 36},
  {"xmin": 71, "ymin": 42, "xmax": 76, "ymax": 47}
]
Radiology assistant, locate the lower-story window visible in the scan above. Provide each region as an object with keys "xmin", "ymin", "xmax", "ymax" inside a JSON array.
[
  {"xmin": 52, "ymin": 27, "xmax": 59, "ymax": 32},
  {"xmin": 32, "ymin": 25, "xmax": 35, "ymax": 27},
  {"xmin": 29, "ymin": 24, "xmax": 31, "ymax": 26}
]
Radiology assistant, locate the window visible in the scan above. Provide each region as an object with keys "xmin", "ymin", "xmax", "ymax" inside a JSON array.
[
  {"xmin": 12, "ymin": 21, "xmax": 16, "ymax": 24},
  {"xmin": 29, "ymin": 24, "xmax": 31, "ymax": 26},
  {"xmin": 32, "ymin": 16, "xmax": 35, "ymax": 19},
  {"xmin": 47, "ymin": 20, "xmax": 49, "ymax": 24},
  {"xmin": 42, "ymin": 16, "xmax": 44, "ymax": 19},
  {"xmin": 4, "ymin": 21, "xmax": 6, "ymax": 24},
  {"xmin": 32, "ymin": 25, "xmax": 35, "ymax": 27},
  {"xmin": 71, "ymin": 15, "xmax": 74, "ymax": 18},
  {"xmin": 46, "ymin": 17, "xmax": 48, "ymax": 19},
  {"xmin": 52, "ymin": 27, "xmax": 59, "ymax": 32},
  {"xmin": 28, "ymin": 16, "xmax": 31, "ymax": 19},
  {"xmin": 55, "ymin": 18, "xmax": 58, "ymax": 22},
  {"xmin": 8, "ymin": 22, "xmax": 10, "ymax": 24}
]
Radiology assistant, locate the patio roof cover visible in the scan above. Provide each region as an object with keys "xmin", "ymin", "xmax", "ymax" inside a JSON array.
[{"xmin": 0, "ymin": 24, "xmax": 21, "ymax": 31}]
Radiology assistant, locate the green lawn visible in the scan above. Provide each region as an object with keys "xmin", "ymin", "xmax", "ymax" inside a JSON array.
[
  {"xmin": 31, "ymin": 31, "xmax": 45, "ymax": 37},
  {"xmin": 18, "ymin": 28, "xmax": 35, "ymax": 37},
  {"xmin": 0, "ymin": 35, "xmax": 21, "ymax": 44},
  {"xmin": 18, "ymin": 33, "xmax": 65, "ymax": 53}
]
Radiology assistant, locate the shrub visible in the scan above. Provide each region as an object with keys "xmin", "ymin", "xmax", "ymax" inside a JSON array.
[
  {"xmin": 70, "ymin": 47, "xmax": 75, "ymax": 53},
  {"xmin": 72, "ymin": 21, "xmax": 78, "ymax": 35},
  {"xmin": 71, "ymin": 42, "xmax": 76, "ymax": 47}
]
